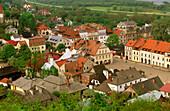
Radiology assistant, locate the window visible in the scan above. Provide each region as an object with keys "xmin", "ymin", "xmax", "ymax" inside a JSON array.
[
  {"xmin": 106, "ymin": 55, "xmax": 107, "ymax": 58},
  {"xmin": 153, "ymin": 56, "xmax": 155, "ymax": 59},
  {"xmin": 158, "ymin": 57, "xmax": 159, "ymax": 60},
  {"xmin": 120, "ymin": 85, "xmax": 122, "ymax": 88},
  {"xmin": 96, "ymin": 56, "xmax": 98, "ymax": 60},
  {"xmin": 103, "ymin": 56, "xmax": 104, "ymax": 59},
  {"xmin": 87, "ymin": 67, "xmax": 88, "ymax": 69},
  {"xmin": 42, "ymin": 46, "xmax": 44, "ymax": 49},
  {"xmin": 162, "ymin": 58, "xmax": 164, "ymax": 61}
]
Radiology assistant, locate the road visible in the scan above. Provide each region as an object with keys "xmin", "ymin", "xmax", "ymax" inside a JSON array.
[
  {"xmin": 105, "ymin": 57, "xmax": 170, "ymax": 83},
  {"xmin": 25, "ymin": 0, "xmax": 170, "ymax": 16}
]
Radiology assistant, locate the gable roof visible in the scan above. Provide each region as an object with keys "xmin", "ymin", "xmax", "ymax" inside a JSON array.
[
  {"xmin": 108, "ymin": 68, "xmax": 144, "ymax": 85},
  {"xmin": 92, "ymin": 64, "xmax": 109, "ymax": 83},
  {"xmin": 132, "ymin": 38, "xmax": 146, "ymax": 50},
  {"xmin": 28, "ymin": 37, "xmax": 45, "ymax": 47},
  {"xmin": 132, "ymin": 76, "xmax": 164, "ymax": 96},
  {"xmin": 37, "ymin": 25, "xmax": 49, "ymax": 31},
  {"xmin": 70, "ymin": 39, "xmax": 102, "ymax": 56},
  {"xmin": 95, "ymin": 82, "xmax": 111, "ymax": 93},
  {"xmin": 7, "ymin": 40, "xmax": 17, "ymax": 46},
  {"xmin": 152, "ymin": 41, "xmax": 170, "ymax": 55},
  {"xmin": 114, "ymin": 29, "xmax": 122, "ymax": 36},
  {"xmin": 55, "ymin": 60, "xmax": 68, "ymax": 67},
  {"xmin": 12, "ymin": 77, "xmax": 43, "ymax": 91},
  {"xmin": 47, "ymin": 36, "xmax": 64, "ymax": 44},
  {"xmin": 140, "ymin": 39, "xmax": 159, "ymax": 51},
  {"xmin": 125, "ymin": 40, "xmax": 136, "ymax": 47},
  {"xmin": 160, "ymin": 83, "xmax": 170, "ymax": 93},
  {"xmin": 37, "ymin": 75, "xmax": 87, "ymax": 94},
  {"xmin": 0, "ymin": 4, "xmax": 3, "ymax": 14},
  {"xmin": 64, "ymin": 57, "xmax": 88, "ymax": 76}
]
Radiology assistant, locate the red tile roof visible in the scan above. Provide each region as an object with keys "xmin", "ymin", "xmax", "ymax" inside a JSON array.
[
  {"xmin": 160, "ymin": 83, "xmax": 170, "ymax": 93},
  {"xmin": 80, "ymin": 23, "xmax": 105, "ymax": 33},
  {"xmin": 29, "ymin": 37, "xmax": 45, "ymax": 47},
  {"xmin": 0, "ymin": 78, "xmax": 12, "ymax": 84},
  {"xmin": 64, "ymin": 57, "xmax": 88, "ymax": 76},
  {"xmin": 114, "ymin": 29, "xmax": 122, "ymax": 36},
  {"xmin": 55, "ymin": 60, "xmax": 68, "ymax": 67},
  {"xmin": 7, "ymin": 40, "xmax": 17, "ymax": 46},
  {"xmin": 125, "ymin": 40, "xmax": 136, "ymax": 47},
  {"xmin": 38, "ymin": 9, "xmax": 47, "ymax": 12},
  {"xmin": 70, "ymin": 39, "xmax": 101, "ymax": 56},
  {"xmin": 42, "ymin": 52, "xmax": 61, "ymax": 63},
  {"xmin": 152, "ymin": 41, "xmax": 170, "ymax": 55},
  {"xmin": 18, "ymin": 41, "xmax": 28, "ymax": 46},
  {"xmin": 140, "ymin": 39, "xmax": 159, "ymax": 51},
  {"xmin": 0, "ymin": 4, "xmax": 3, "ymax": 14},
  {"xmin": 55, "ymin": 26, "xmax": 80, "ymax": 39},
  {"xmin": 37, "ymin": 25, "xmax": 49, "ymax": 31},
  {"xmin": 132, "ymin": 38, "xmax": 146, "ymax": 50}
]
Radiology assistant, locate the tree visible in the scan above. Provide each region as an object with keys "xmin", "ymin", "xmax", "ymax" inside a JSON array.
[
  {"xmin": 56, "ymin": 43, "xmax": 66, "ymax": 53},
  {"xmin": 10, "ymin": 7, "xmax": 20, "ymax": 19},
  {"xmin": 17, "ymin": 44, "xmax": 31, "ymax": 61},
  {"xmin": 18, "ymin": 12, "xmax": 37, "ymax": 34},
  {"xmin": 41, "ymin": 66, "xmax": 58, "ymax": 79},
  {"xmin": 106, "ymin": 34, "xmax": 119, "ymax": 47},
  {"xmin": 8, "ymin": 56, "xmax": 26, "ymax": 70},
  {"xmin": 151, "ymin": 17, "xmax": 170, "ymax": 42},
  {"xmin": 0, "ymin": 44, "xmax": 16, "ymax": 61},
  {"xmin": 4, "ymin": 10, "xmax": 11, "ymax": 19},
  {"xmin": 49, "ymin": 23, "xmax": 56, "ymax": 28}
]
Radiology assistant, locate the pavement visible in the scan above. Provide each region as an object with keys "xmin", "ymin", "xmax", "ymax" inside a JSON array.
[{"xmin": 105, "ymin": 57, "xmax": 170, "ymax": 83}]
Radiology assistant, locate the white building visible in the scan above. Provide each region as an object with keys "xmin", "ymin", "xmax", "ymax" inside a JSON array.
[{"xmin": 0, "ymin": 4, "xmax": 3, "ymax": 23}]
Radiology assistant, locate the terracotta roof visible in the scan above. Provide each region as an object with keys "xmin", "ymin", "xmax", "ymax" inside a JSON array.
[
  {"xmin": 7, "ymin": 40, "xmax": 17, "ymax": 46},
  {"xmin": 18, "ymin": 41, "xmax": 28, "ymax": 46},
  {"xmin": 114, "ymin": 29, "xmax": 122, "ymax": 36},
  {"xmin": 42, "ymin": 52, "xmax": 61, "ymax": 63},
  {"xmin": 160, "ymin": 83, "xmax": 170, "ymax": 93},
  {"xmin": 64, "ymin": 57, "xmax": 88, "ymax": 76},
  {"xmin": 55, "ymin": 26, "xmax": 80, "ymax": 39},
  {"xmin": 29, "ymin": 37, "xmax": 45, "ymax": 47},
  {"xmin": 125, "ymin": 40, "xmax": 136, "ymax": 47},
  {"xmin": 55, "ymin": 60, "xmax": 68, "ymax": 67},
  {"xmin": 0, "ymin": 4, "xmax": 3, "ymax": 14},
  {"xmin": 37, "ymin": 25, "xmax": 49, "ymax": 31},
  {"xmin": 38, "ymin": 9, "xmax": 47, "ymax": 12},
  {"xmin": 140, "ymin": 39, "xmax": 159, "ymax": 51},
  {"xmin": 70, "ymin": 39, "xmax": 101, "ymax": 56},
  {"xmin": 80, "ymin": 23, "xmax": 105, "ymax": 33},
  {"xmin": 104, "ymin": 26, "xmax": 114, "ymax": 35},
  {"xmin": 0, "ymin": 78, "xmax": 12, "ymax": 84},
  {"xmin": 132, "ymin": 38, "xmax": 146, "ymax": 50},
  {"xmin": 152, "ymin": 41, "xmax": 170, "ymax": 55}
]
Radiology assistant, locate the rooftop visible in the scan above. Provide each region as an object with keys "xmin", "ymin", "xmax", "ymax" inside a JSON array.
[{"xmin": 160, "ymin": 83, "xmax": 170, "ymax": 93}]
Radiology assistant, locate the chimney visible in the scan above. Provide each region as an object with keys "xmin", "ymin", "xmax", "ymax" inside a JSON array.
[
  {"xmin": 109, "ymin": 74, "xmax": 112, "ymax": 83},
  {"xmin": 30, "ymin": 90, "xmax": 34, "ymax": 95},
  {"xmin": 66, "ymin": 77, "xmax": 69, "ymax": 87},
  {"xmin": 130, "ymin": 84, "xmax": 133, "ymax": 87},
  {"xmin": 142, "ymin": 84, "xmax": 144, "ymax": 88},
  {"xmin": 153, "ymin": 78, "xmax": 155, "ymax": 83}
]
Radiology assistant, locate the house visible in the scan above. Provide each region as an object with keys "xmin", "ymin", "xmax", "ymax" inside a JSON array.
[
  {"xmin": 37, "ymin": 75, "xmax": 87, "ymax": 94},
  {"xmin": 94, "ymin": 82, "xmax": 112, "ymax": 94},
  {"xmin": 64, "ymin": 57, "xmax": 94, "ymax": 82},
  {"xmin": 47, "ymin": 36, "xmax": 72, "ymax": 48},
  {"xmin": 70, "ymin": 39, "xmax": 113, "ymax": 65},
  {"xmin": 138, "ymin": 24, "xmax": 152, "ymax": 38},
  {"xmin": 10, "ymin": 33, "xmax": 22, "ymax": 41},
  {"xmin": 125, "ymin": 40, "xmax": 136, "ymax": 60},
  {"xmin": 14, "ymin": 85, "xmax": 59, "ymax": 104},
  {"xmin": 81, "ymin": 72, "xmax": 96, "ymax": 85},
  {"xmin": 99, "ymin": 67, "xmax": 146, "ymax": 92},
  {"xmin": 37, "ymin": 25, "xmax": 52, "ymax": 38},
  {"xmin": 22, "ymin": 36, "xmax": 46, "ymax": 53},
  {"xmin": 38, "ymin": 9, "xmax": 51, "ymax": 16},
  {"xmin": 5, "ymin": 25, "xmax": 18, "ymax": 34},
  {"xmin": 0, "ymin": 78, "xmax": 12, "ymax": 87},
  {"xmin": 160, "ymin": 83, "xmax": 170, "ymax": 97},
  {"xmin": 6, "ymin": 40, "xmax": 17, "ymax": 48},
  {"xmin": 117, "ymin": 21, "xmax": 137, "ymax": 29},
  {"xmin": 54, "ymin": 26, "xmax": 80, "ymax": 42},
  {"xmin": 11, "ymin": 77, "xmax": 43, "ymax": 93},
  {"xmin": 49, "ymin": 17, "xmax": 64, "ymax": 26},
  {"xmin": 125, "ymin": 39, "xmax": 170, "ymax": 68},
  {"xmin": 0, "ymin": 4, "xmax": 3, "ymax": 23},
  {"xmin": 78, "ymin": 23, "xmax": 113, "ymax": 43},
  {"xmin": 124, "ymin": 76, "xmax": 164, "ymax": 97},
  {"xmin": 55, "ymin": 60, "xmax": 68, "ymax": 75}
]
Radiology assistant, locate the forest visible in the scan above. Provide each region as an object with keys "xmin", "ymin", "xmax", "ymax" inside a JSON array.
[{"xmin": 28, "ymin": 0, "xmax": 170, "ymax": 12}]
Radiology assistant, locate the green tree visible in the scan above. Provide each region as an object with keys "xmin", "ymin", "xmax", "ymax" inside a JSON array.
[
  {"xmin": 18, "ymin": 12, "xmax": 37, "ymax": 34},
  {"xmin": 0, "ymin": 44, "xmax": 16, "ymax": 61},
  {"xmin": 151, "ymin": 17, "xmax": 170, "ymax": 42},
  {"xmin": 10, "ymin": 7, "xmax": 20, "ymax": 19},
  {"xmin": 4, "ymin": 10, "xmax": 11, "ymax": 19},
  {"xmin": 106, "ymin": 34, "xmax": 119, "ymax": 47},
  {"xmin": 49, "ymin": 23, "xmax": 56, "ymax": 28},
  {"xmin": 41, "ymin": 66, "xmax": 58, "ymax": 79},
  {"xmin": 56, "ymin": 43, "xmax": 66, "ymax": 53},
  {"xmin": 17, "ymin": 44, "xmax": 31, "ymax": 61}
]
